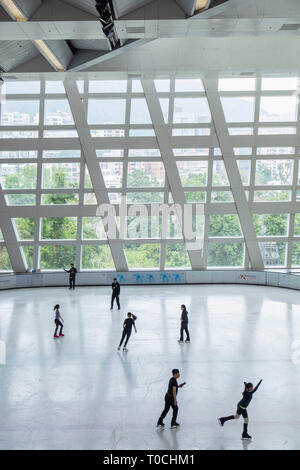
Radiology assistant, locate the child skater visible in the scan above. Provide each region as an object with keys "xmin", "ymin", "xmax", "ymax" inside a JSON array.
[
  {"xmin": 218, "ymin": 379, "xmax": 263, "ymax": 439},
  {"xmin": 53, "ymin": 304, "xmax": 64, "ymax": 338},
  {"xmin": 178, "ymin": 304, "xmax": 190, "ymax": 343},
  {"xmin": 118, "ymin": 312, "xmax": 137, "ymax": 351}
]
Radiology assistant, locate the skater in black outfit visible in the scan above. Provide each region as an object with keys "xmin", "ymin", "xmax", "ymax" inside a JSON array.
[
  {"xmin": 118, "ymin": 312, "xmax": 137, "ymax": 351},
  {"xmin": 111, "ymin": 278, "xmax": 121, "ymax": 310},
  {"xmin": 64, "ymin": 263, "xmax": 77, "ymax": 289},
  {"xmin": 218, "ymin": 379, "xmax": 263, "ymax": 439},
  {"xmin": 178, "ymin": 304, "xmax": 190, "ymax": 343},
  {"xmin": 157, "ymin": 369, "xmax": 186, "ymax": 429},
  {"xmin": 53, "ymin": 304, "xmax": 64, "ymax": 338}
]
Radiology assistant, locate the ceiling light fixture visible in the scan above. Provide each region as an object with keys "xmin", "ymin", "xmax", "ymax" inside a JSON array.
[
  {"xmin": 34, "ymin": 40, "xmax": 65, "ymax": 72},
  {"xmin": 0, "ymin": 0, "xmax": 26, "ymax": 21}
]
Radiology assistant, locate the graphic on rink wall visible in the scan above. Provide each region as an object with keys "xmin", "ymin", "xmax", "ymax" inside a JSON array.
[{"xmin": 107, "ymin": 271, "xmax": 185, "ymax": 284}]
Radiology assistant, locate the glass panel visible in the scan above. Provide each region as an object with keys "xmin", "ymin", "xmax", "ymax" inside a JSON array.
[
  {"xmin": 211, "ymin": 191, "xmax": 234, "ymax": 202},
  {"xmin": 88, "ymin": 99, "xmax": 126, "ymax": 124},
  {"xmin": 41, "ymin": 193, "xmax": 79, "ymax": 205},
  {"xmin": 13, "ymin": 218, "xmax": 35, "ymax": 240},
  {"xmin": 165, "ymin": 244, "xmax": 191, "ymax": 268},
  {"xmin": 40, "ymin": 245, "xmax": 76, "ymax": 269},
  {"xmin": 253, "ymin": 190, "xmax": 291, "ymax": 202},
  {"xmin": 43, "ymin": 150, "xmax": 81, "ymax": 158},
  {"xmin": 173, "ymin": 98, "xmax": 211, "ymax": 123},
  {"xmin": 130, "ymin": 98, "xmax": 152, "ymax": 124},
  {"xmin": 129, "ymin": 129, "xmax": 155, "ymax": 136},
  {"xmin": 258, "ymin": 127, "xmax": 296, "ymax": 135},
  {"xmin": 127, "ymin": 163, "xmax": 165, "ymax": 187},
  {"xmin": 256, "ymin": 147, "xmax": 294, "ymax": 155},
  {"xmin": 89, "ymin": 80, "xmax": 127, "ymax": 93},
  {"xmin": 233, "ymin": 147, "xmax": 252, "ymax": 156},
  {"xmin": 45, "ymin": 81, "xmax": 65, "ymax": 93},
  {"xmin": 132, "ymin": 80, "xmax": 143, "ymax": 92},
  {"xmin": 184, "ymin": 191, "xmax": 206, "ymax": 202},
  {"xmin": 261, "ymin": 77, "xmax": 298, "ymax": 90},
  {"xmin": 0, "ymin": 246, "xmax": 12, "ymax": 271},
  {"xmin": 237, "ymin": 160, "xmax": 251, "ymax": 185},
  {"xmin": 172, "ymin": 128, "xmax": 210, "ymax": 136},
  {"xmin": 124, "ymin": 244, "xmax": 160, "ymax": 269},
  {"xmin": 100, "ymin": 162, "xmax": 123, "ymax": 188},
  {"xmin": 5, "ymin": 194, "xmax": 35, "ymax": 205},
  {"xmin": 84, "ymin": 193, "xmax": 97, "ymax": 204},
  {"xmin": 253, "ymin": 214, "xmax": 288, "ymax": 236},
  {"xmin": 212, "ymin": 161, "xmax": 229, "ymax": 185},
  {"xmin": 21, "ymin": 246, "xmax": 34, "ymax": 269},
  {"xmin": 82, "ymin": 217, "xmax": 107, "ymax": 239},
  {"xmin": 41, "ymin": 217, "xmax": 77, "ymax": 240},
  {"xmin": 292, "ymin": 242, "xmax": 300, "ymax": 266},
  {"xmin": 42, "ymin": 163, "xmax": 80, "ymax": 188},
  {"xmin": 221, "ymin": 97, "xmax": 255, "ymax": 122},
  {"xmin": 294, "ymin": 214, "xmax": 300, "ymax": 235},
  {"xmin": 44, "ymin": 99, "xmax": 74, "ymax": 125},
  {"xmin": 173, "ymin": 148, "xmax": 209, "ymax": 156},
  {"xmin": 154, "ymin": 79, "xmax": 170, "ymax": 92},
  {"xmin": 209, "ymin": 215, "xmax": 242, "ymax": 237},
  {"xmin": 177, "ymin": 161, "xmax": 208, "ymax": 186},
  {"xmin": 91, "ymin": 129, "xmax": 125, "ymax": 137},
  {"xmin": 126, "ymin": 192, "xmax": 164, "ymax": 203},
  {"xmin": 260, "ymin": 242, "xmax": 286, "ymax": 267},
  {"xmin": 208, "ymin": 242, "xmax": 244, "ymax": 267},
  {"xmin": 175, "ymin": 79, "xmax": 204, "ymax": 92},
  {"xmin": 76, "ymin": 81, "xmax": 84, "ymax": 93},
  {"xmin": 218, "ymin": 78, "xmax": 256, "ymax": 91},
  {"xmin": 0, "ymin": 150, "xmax": 37, "ymax": 159},
  {"xmin": 0, "ymin": 130, "xmax": 38, "ymax": 138},
  {"xmin": 0, "ymin": 163, "xmax": 37, "ymax": 189},
  {"xmin": 228, "ymin": 127, "xmax": 253, "ymax": 135},
  {"xmin": 43, "ymin": 130, "xmax": 78, "ymax": 137},
  {"xmin": 159, "ymin": 98, "xmax": 169, "ymax": 123},
  {"xmin": 4, "ymin": 81, "xmax": 40, "ymax": 94},
  {"xmin": 0, "ymin": 100, "xmax": 39, "ymax": 125},
  {"xmin": 81, "ymin": 245, "xmax": 114, "ymax": 269},
  {"xmin": 255, "ymin": 160, "xmax": 293, "ymax": 185},
  {"xmin": 96, "ymin": 149, "xmax": 124, "ymax": 158},
  {"xmin": 128, "ymin": 149, "xmax": 160, "ymax": 157},
  {"xmin": 259, "ymin": 96, "xmax": 297, "ymax": 122}
]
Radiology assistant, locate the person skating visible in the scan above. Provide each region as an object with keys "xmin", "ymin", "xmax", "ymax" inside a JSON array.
[
  {"xmin": 64, "ymin": 263, "xmax": 77, "ymax": 289},
  {"xmin": 111, "ymin": 277, "xmax": 121, "ymax": 310},
  {"xmin": 53, "ymin": 304, "xmax": 64, "ymax": 338},
  {"xmin": 218, "ymin": 379, "xmax": 263, "ymax": 439},
  {"xmin": 118, "ymin": 312, "xmax": 137, "ymax": 351},
  {"xmin": 178, "ymin": 304, "xmax": 190, "ymax": 343},
  {"xmin": 157, "ymin": 369, "xmax": 186, "ymax": 429}
]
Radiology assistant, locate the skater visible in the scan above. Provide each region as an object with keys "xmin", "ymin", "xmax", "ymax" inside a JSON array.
[
  {"xmin": 178, "ymin": 304, "xmax": 190, "ymax": 343},
  {"xmin": 64, "ymin": 263, "xmax": 77, "ymax": 289},
  {"xmin": 157, "ymin": 369, "xmax": 186, "ymax": 429},
  {"xmin": 53, "ymin": 304, "xmax": 64, "ymax": 338},
  {"xmin": 218, "ymin": 379, "xmax": 263, "ymax": 440},
  {"xmin": 111, "ymin": 277, "xmax": 121, "ymax": 309},
  {"xmin": 118, "ymin": 312, "xmax": 137, "ymax": 351}
]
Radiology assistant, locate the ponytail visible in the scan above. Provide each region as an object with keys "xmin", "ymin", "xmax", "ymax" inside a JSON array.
[{"xmin": 54, "ymin": 304, "xmax": 59, "ymax": 310}]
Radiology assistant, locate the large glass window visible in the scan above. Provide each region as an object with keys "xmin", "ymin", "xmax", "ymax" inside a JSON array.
[{"xmin": 88, "ymin": 99, "xmax": 126, "ymax": 124}]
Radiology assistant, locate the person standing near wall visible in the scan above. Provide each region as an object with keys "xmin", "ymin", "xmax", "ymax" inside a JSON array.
[
  {"xmin": 178, "ymin": 304, "xmax": 190, "ymax": 343},
  {"xmin": 110, "ymin": 277, "xmax": 121, "ymax": 310},
  {"xmin": 64, "ymin": 263, "xmax": 77, "ymax": 290}
]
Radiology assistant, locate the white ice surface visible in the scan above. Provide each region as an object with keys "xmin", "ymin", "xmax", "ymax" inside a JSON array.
[{"xmin": 0, "ymin": 283, "xmax": 300, "ymax": 450}]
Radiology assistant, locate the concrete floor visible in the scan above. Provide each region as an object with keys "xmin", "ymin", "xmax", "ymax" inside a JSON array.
[{"xmin": 0, "ymin": 283, "xmax": 300, "ymax": 450}]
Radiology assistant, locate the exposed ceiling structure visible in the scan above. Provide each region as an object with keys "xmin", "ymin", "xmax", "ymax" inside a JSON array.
[{"xmin": 0, "ymin": 0, "xmax": 300, "ymax": 77}]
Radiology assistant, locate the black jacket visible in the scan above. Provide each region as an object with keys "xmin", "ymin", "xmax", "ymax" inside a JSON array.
[
  {"xmin": 64, "ymin": 267, "xmax": 77, "ymax": 277},
  {"xmin": 112, "ymin": 282, "xmax": 120, "ymax": 296},
  {"xmin": 238, "ymin": 380, "xmax": 262, "ymax": 408},
  {"xmin": 181, "ymin": 309, "xmax": 188, "ymax": 324}
]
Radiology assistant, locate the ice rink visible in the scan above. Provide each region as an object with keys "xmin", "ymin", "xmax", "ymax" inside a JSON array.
[{"xmin": 1, "ymin": 283, "xmax": 300, "ymax": 450}]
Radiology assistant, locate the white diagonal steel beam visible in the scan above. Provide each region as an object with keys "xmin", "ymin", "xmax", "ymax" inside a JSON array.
[
  {"xmin": 203, "ymin": 78, "xmax": 264, "ymax": 270},
  {"xmin": 0, "ymin": 183, "xmax": 26, "ymax": 272},
  {"xmin": 64, "ymin": 80, "xmax": 128, "ymax": 271},
  {"xmin": 142, "ymin": 79, "xmax": 204, "ymax": 269}
]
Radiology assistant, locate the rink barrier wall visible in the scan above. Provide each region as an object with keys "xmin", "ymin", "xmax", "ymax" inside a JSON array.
[{"xmin": 0, "ymin": 270, "xmax": 300, "ymax": 290}]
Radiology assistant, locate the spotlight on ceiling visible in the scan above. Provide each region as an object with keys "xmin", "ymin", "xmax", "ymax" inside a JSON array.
[{"xmin": 95, "ymin": 0, "xmax": 120, "ymax": 50}]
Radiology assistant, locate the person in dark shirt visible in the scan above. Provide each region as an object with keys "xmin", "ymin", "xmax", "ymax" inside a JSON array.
[
  {"xmin": 218, "ymin": 379, "xmax": 263, "ymax": 439},
  {"xmin": 118, "ymin": 312, "xmax": 137, "ymax": 351},
  {"xmin": 178, "ymin": 304, "xmax": 190, "ymax": 343},
  {"xmin": 110, "ymin": 278, "xmax": 121, "ymax": 310},
  {"xmin": 157, "ymin": 369, "xmax": 185, "ymax": 429},
  {"xmin": 64, "ymin": 263, "xmax": 77, "ymax": 289}
]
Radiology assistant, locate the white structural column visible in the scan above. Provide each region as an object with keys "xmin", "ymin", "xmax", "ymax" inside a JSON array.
[
  {"xmin": 142, "ymin": 79, "xmax": 203, "ymax": 269},
  {"xmin": 203, "ymin": 78, "xmax": 264, "ymax": 270},
  {"xmin": 0, "ymin": 184, "xmax": 26, "ymax": 272},
  {"xmin": 64, "ymin": 81, "xmax": 128, "ymax": 271}
]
